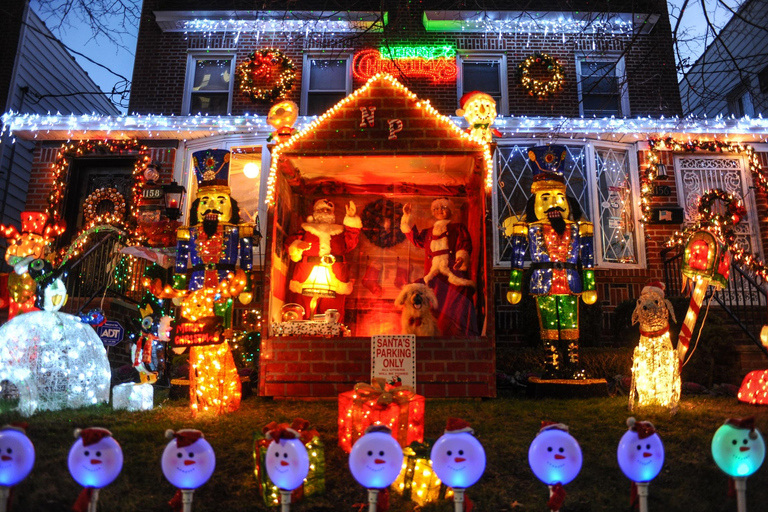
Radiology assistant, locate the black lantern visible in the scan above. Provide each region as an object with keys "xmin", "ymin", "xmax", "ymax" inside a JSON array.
[{"xmin": 162, "ymin": 181, "xmax": 186, "ymax": 221}]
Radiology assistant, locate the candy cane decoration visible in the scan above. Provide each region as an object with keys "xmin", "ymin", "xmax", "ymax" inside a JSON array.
[{"xmin": 677, "ymin": 277, "xmax": 709, "ymax": 363}]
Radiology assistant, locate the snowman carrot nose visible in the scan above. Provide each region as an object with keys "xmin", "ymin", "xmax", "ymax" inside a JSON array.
[
  {"xmin": 90, "ymin": 459, "xmax": 102, "ymax": 464},
  {"xmin": 374, "ymin": 459, "xmax": 386, "ymax": 464},
  {"xmin": 1, "ymin": 455, "xmax": 11, "ymax": 461},
  {"xmin": 184, "ymin": 460, "xmax": 196, "ymax": 466},
  {"xmin": 280, "ymin": 460, "xmax": 290, "ymax": 466},
  {"xmin": 554, "ymin": 454, "xmax": 566, "ymax": 460},
  {"xmin": 643, "ymin": 452, "xmax": 652, "ymax": 458},
  {"xmin": 740, "ymin": 446, "xmax": 751, "ymax": 452},
  {"xmin": 455, "ymin": 457, "xmax": 466, "ymax": 463}
]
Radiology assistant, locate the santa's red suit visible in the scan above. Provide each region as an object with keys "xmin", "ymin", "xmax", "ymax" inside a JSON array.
[
  {"xmin": 401, "ymin": 214, "xmax": 478, "ymax": 336},
  {"xmin": 285, "ymin": 214, "xmax": 361, "ymax": 320}
]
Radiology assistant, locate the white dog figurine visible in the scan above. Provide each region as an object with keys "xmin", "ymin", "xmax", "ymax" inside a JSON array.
[
  {"xmin": 629, "ymin": 281, "xmax": 681, "ymax": 411},
  {"xmin": 395, "ymin": 283, "xmax": 440, "ymax": 337}
]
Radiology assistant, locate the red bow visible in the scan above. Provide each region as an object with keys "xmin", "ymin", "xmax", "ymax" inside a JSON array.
[
  {"xmin": 169, "ymin": 490, "xmax": 183, "ymax": 512},
  {"xmin": 547, "ymin": 483, "xmax": 566, "ymax": 510},
  {"xmin": 72, "ymin": 488, "xmax": 93, "ymax": 512}
]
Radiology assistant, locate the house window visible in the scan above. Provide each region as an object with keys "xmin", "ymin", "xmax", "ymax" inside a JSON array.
[
  {"xmin": 183, "ymin": 55, "xmax": 235, "ymax": 115},
  {"xmin": 728, "ymin": 87, "xmax": 755, "ymax": 117},
  {"xmin": 759, "ymin": 65, "xmax": 768, "ymax": 94},
  {"xmin": 457, "ymin": 54, "xmax": 508, "ymax": 115},
  {"xmin": 301, "ymin": 56, "xmax": 351, "ymax": 116},
  {"xmin": 576, "ymin": 57, "xmax": 629, "ymax": 117}
]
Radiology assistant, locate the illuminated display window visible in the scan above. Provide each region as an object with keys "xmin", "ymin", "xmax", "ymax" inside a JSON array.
[
  {"xmin": 183, "ymin": 53, "xmax": 235, "ymax": 115},
  {"xmin": 301, "ymin": 55, "xmax": 351, "ymax": 116}
]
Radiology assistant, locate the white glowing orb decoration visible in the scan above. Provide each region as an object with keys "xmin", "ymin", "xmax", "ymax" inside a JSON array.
[
  {"xmin": 112, "ymin": 383, "xmax": 153, "ymax": 411},
  {"xmin": 243, "ymin": 162, "xmax": 260, "ymax": 179},
  {"xmin": 0, "ymin": 311, "xmax": 111, "ymax": 416},
  {"xmin": 0, "ymin": 427, "xmax": 35, "ymax": 486},
  {"xmin": 349, "ymin": 429, "xmax": 404, "ymax": 489},
  {"xmin": 711, "ymin": 421, "xmax": 766, "ymax": 478},
  {"xmin": 617, "ymin": 425, "xmax": 664, "ymax": 483},
  {"xmin": 162, "ymin": 431, "xmax": 216, "ymax": 490},
  {"xmin": 430, "ymin": 432, "xmax": 486, "ymax": 489},
  {"xmin": 528, "ymin": 425, "xmax": 582, "ymax": 486},
  {"xmin": 265, "ymin": 437, "xmax": 310, "ymax": 491},
  {"xmin": 68, "ymin": 429, "xmax": 123, "ymax": 488}
]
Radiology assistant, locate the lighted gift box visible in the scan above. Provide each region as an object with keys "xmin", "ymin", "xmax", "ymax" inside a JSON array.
[
  {"xmin": 392, "ymin": 442, "xmax": 449, "ymax": 506},
  {"xmin": 253, "ymin": 427, "xmax": 325, "ymax": 506},
  {"xmin": 338, "ymin": 379, "xmax": 425, "ymax": 453},
  {"xmin": 112, "ymin": 383, "xmax": 153, "ymax": 411}
]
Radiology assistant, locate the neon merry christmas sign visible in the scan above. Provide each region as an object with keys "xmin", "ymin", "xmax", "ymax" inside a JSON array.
[{"xmin": 353, "ymin": 46, "xmax": 457, "ymax": 82}]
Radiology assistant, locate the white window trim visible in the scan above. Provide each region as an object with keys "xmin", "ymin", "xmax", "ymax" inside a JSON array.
[
  {"xmin": 456, "ymin": 52, "xmax": 508, "ymax": 116},
  {"xmin": 491, "ymin": 140, "xmax": 646, "ymax": 270},
  {"xmin": 182, "ymin": 51, "xmax": 236, "ymax": 115},
  {"xmin": 174, "ymin": 135, "xmax": 271, "ymax": 268},
  {"xmin": 300, "ymin": 53, "xmax": 352, "ymax": 116},
  {"xmin": 575, "ymin": 53, "xmax": 630, "ymax": 117}
]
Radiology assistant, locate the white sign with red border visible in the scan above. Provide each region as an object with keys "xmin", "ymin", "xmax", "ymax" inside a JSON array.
[{"xmin": 371, "ymin": 335, "xmax": 416, "ymax": 388}]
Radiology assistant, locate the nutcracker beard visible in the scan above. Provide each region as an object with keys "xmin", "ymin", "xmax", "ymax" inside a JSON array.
[
  {"xmin": 201, "ymin": 211, "xmax": 222, "ymax": 236},
  {"xmin": 546, "ymin": 207, "xmax": 567, "ymax": 235}
]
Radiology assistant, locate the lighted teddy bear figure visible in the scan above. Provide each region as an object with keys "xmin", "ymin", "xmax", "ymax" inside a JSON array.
[
  {"xmin": 0, "ymin": 259, "xmax": 110, "ymax": 416},
  {"xmin": 455, "ymin": 91, "xmax": 501, "ymax": 143}
]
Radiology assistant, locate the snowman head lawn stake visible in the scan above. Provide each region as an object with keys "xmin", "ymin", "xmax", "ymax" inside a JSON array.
[
  {"xmin": 162, "ymin": 429, "xmax": 216, "ymax": 512},
  {"xmin": 711, "ymin": 417, "xmax": 765, "ymax": 512},
  {"xmin": 68, "ymin": 428, "xmax": 123, "ymax": 512},
  {"xmin": 617, "ymin": 418, "xmax": 665, "ymax": 512},
  {"xmin": 0, "ymin": 424, "xmax": 35, "ymax": 512},
  {"xmin": 528, "ymin": 422, "xmax": 583, "ymax": 512},
  {"xmin": 349, "ymin": 425, "xmax": 404, "ymax": 512},
  {"xmin": 430, "ymin": 418, "xmax": 486, "ymax": 512},
  {"xmin": 264, "ymin": 423, "xmax": 309, "ymax": 512}
]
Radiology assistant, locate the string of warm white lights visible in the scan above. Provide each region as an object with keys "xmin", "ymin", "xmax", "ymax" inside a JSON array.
[
  {"xmin": 180, "ymin": 18, "xmax": 385, "ymax": 34},
  {"xmin": 264, "ymin": 73, "xmax": 494, "ymax": 205}
]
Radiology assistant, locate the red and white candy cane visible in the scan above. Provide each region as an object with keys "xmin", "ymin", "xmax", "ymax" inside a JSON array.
[{"xmin": 677, "ymin": 277, "xmax": 710, "ymax": 363}]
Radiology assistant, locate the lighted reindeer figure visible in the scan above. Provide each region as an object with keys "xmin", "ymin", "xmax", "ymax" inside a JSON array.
[{"xmin": 629, "ymin": 281, "xmax": 681, "ymax": 411}]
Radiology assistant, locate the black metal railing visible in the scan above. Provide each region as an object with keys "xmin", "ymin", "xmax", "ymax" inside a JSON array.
[{"xmin": 662, "ymin": 247, "xmax": 768, "ymax": 357}]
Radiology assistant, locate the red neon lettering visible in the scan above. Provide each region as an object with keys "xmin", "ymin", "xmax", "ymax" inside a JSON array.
[{"xmin": 352, "ymin": 49, "xmax": 457, "ymax": 82}]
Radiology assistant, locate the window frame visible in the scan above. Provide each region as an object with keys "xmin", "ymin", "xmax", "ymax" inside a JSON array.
[
  {"xmin": 300, "ymin": 52, "xmax": 353, "ymax": 116},
  {"xmin": 456, "ymin": 52, "xmax": 509, "ymax": 116},
  {"xmin": 182, "ymin": 51, "xmax": 236, "ymax": 116},
  {"xmin": 575, "ymin": 53, "xmax": 630, "ymax": 118},
  {"xmin": 174, "ymin": 135, "xmax": 271, "ymax": 268},
  {"xmin": 491, "ymin": 140, "xmax": 645, "ymax": 269},
  {"xmin": 727, "ymin": 86, "xmax": 755, "ymax": 117}
]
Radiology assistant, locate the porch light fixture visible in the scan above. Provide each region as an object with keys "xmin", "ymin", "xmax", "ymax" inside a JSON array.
[
  {"xmin": 655, "ymin": 163, "xmax": 667, "ymax": 178},
  {"xmin": 162, "ymin": 181, "xmax": 186, "ymax": 221}
]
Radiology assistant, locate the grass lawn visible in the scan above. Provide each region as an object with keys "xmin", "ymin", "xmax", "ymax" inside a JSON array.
[{"xmin": 1, "ymin": 391, "xmax": 768, "ymax": 511}]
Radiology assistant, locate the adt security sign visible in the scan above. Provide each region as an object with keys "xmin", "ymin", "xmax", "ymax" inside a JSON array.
[{"xmin": 97, "ymin": 320, "xmax": 124, "ymax": 346}]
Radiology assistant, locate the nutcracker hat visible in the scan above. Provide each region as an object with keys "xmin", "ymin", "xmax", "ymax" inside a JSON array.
[
  {"xmin": 529, "ymin": 145, "xmax": 568, "ymax": 193},
  {"xmin": 192, "ymin": 149, "xmax": 231, "ymax": 196},
  {"xmin": 74, "ymin": 427, "xmax": 113, "ymax": 446},
  {"xmin": 455, "ymin": 91, "xmax": 495, "ymax": 117},
  {"xmin": 626, "ymin": 417, "xmax": 656, "ymax": 439}
]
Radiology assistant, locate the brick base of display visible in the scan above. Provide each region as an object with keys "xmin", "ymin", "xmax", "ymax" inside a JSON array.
[{"xmin": 259, "ymin": 336, "xmax": 495, "ymax": 398}]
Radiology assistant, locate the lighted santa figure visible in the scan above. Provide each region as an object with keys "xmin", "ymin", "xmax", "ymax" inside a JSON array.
[
  {"xmin": 285, "ymin": 198, "xmax": 361, "ymax": 320},
  {"xmin": 507, "ymin": 145, "xmax": 596, "ymax": 378},
  {"xmin": 400, "ymin": 197, "xmax": 478, "ymax": 336},
  {"xmin": 68, "ymin": 428, "xmax": 123, "ymax": 512}
]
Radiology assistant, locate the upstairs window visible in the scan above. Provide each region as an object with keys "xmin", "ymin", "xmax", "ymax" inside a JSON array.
[
  {"xmin": 183, "ymin": 54, "xmax": 234, "ymax": 115},
  {"xmin": 728, "ymin": 87, "xmax": 755, "ymax": 117},
  {"xmin": 457, "ymin": 54, "xmax": 508, "ymax": 115},
  {"xmin": 301, "ymin": 56, "xmax": 351, "ymax": 116},
  {"xmin": 576, "ymin": 56, "xmax": 629, "ymax": 117}
]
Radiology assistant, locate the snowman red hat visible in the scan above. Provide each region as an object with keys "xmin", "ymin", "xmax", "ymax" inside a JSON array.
[
  {"xmin": 626, "ymin": 417, "xmax": 656, "ymax": 439},
  {"xmin": 455, "ymin": 91, "xmax": 495, "ymax": 117},
  {"xmin": 444, "ymin": 417, "xmax": 474, "ymax": 434},
  {"xmin": 724, "ymin": 417, "xmax": 759, "ymax": 440},
  {"xmin": 538, "ymin": 420, "xmax": 569, "ymax": 434},
  {"xmin": 74, "ymin": 427, "xmax": 113, "ymax": 446},
  {"xmin": 1, "ymin": 422, "xmax": 29, "ymax": 434},
  {"xmin": 165, "ymin": 429, "xmax": 204, "ymax": 448},
  {"xmin": 641, "ymin": 280, "xmax": 665, "ymax": 297}
]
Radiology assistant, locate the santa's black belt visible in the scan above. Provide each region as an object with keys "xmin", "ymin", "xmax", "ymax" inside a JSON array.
[
  {"xmin": 191, "ymin": 263, "xmax": 236, "ymax": 273},
  {"xmin": 530, "ymin": 262, "xmax": 578, "ymax": 271},
  {"xmin": 303, "ymin": 255, "xmax": 344, "ymax": 263}
]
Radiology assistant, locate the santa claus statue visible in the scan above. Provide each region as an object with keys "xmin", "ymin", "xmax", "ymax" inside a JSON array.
[
  {"xmin": 400, "ymin": 197, "xmax": 478, "ymax": 336},
  {"xmin": 285, "ymin": 198, "xmax": 361, "ymax": 321}
]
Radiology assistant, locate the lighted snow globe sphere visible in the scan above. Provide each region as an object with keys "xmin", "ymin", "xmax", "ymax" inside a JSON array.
[
  {"xmin": 711, "ymin": 417, "xmax": 765, "ymax": 478},
  {"xmin": 67, "ymin": 428, "xmax": 123, "ymax": 488},
  {"xmin": 617, "ymin": 418, "xmax": 665, "ymax": 483},
  {"xmin": 430, "ymin": 418, "xmax": 486, "ymax": 489},
  {"xmin": 162, "ymin": 430, "xmax": 216, "ymax": 490},
  {"xmin": 264, "ymin": 426, "xmax": 309, "ymax": 491},
  {"xmin": 349, "ymin": 425, "xmax": 403, "ymax": 489},
  {"xmin": 0, "ymin": 425, "xmax": 35, "ymax": 487},
  {"xmin": 528, "ymin": 422, "xmax": 583, "ymax": 486}
]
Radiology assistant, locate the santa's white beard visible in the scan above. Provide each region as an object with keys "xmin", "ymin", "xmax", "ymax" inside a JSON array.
[{"xmin": 313, "ymin": 211, "xmax": 335, "ymax": 224}]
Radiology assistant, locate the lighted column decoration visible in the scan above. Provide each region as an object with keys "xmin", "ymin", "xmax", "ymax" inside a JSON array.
[
  {"xmin": 711, "ymin": 418, "xmax": 765, "ymax": 512},
  {"xmin": 628, "ymin": 281, "xmax": 680, "ymax": 410}
]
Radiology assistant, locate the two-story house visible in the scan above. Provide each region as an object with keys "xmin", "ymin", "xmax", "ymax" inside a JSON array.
[{"xmin": 4, "ymin": 0, "xmax": 768, "ymax": 398}]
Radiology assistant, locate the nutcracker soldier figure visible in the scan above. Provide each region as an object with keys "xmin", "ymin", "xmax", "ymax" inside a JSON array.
[
  {"xmin": 506, "ymin": 146, "xmax": 597, "ymax": 379},
  {"xmin": 172, "ymin": 148, "xmax": 255, "ymax": 415}
]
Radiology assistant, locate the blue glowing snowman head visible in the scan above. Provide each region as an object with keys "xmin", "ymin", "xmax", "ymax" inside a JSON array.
[
  {"xmin": 528, "ymin": 422, "xmax": 582, "ymax": 486},
  {"xmin": 617, "ymin": 418, "xmax": 664, "ymax": 483},
  {"xmin": 430, "ymin": 418, "xmax": 486, "ymax": 489},
  {"xmin": 349, "ymin": 425, "xmax": 403, "ymax": 489},
  {"xmin": 67, "ymin": 428, "xmax": 123, "ymax": 489},
  {"xmin": 0, "ymin": 424, "xmax": 35, "ymax": 487},
  {"xmin": 712, "ymin": 417, "xmax": 765, "ymax": 478},
  {"xmin": 161, "ymin": 429, "xmax": 216, "ymax": 490},
  {"xmin": 264, "ymin": 425, "xmax": 309, "ymax": 492}
]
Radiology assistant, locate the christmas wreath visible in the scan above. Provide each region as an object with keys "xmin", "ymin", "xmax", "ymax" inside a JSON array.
[
  {"xmin": 237, "ymin": 48, "xmax": 296, "ymax": 103},
  {"xmin": 516, "ymin": 52, "xmax": 564, "ymax": 98},
  {"xmin": 361, "ymin": 198, "xmax": 406, "ymax": 248},
  {"xmin": 83, "ymin": 188, "xmax": 126, "ymax": 228}
]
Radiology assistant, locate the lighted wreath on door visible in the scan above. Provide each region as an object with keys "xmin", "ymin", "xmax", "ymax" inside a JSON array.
[{"xmin": 236, "ymin": 48, "xmax": 296, "ymax": 103}]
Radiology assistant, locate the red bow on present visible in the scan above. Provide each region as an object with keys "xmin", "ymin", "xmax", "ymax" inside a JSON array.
[{"xmin": 262, "ymin": 418, "xmax": 318, "ymax": 444}]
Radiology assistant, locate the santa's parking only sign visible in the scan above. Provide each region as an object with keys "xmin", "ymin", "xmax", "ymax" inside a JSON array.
[{"xmin": 371, "ymin": 334, "xmax": 416, "ymax": 388}]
